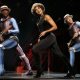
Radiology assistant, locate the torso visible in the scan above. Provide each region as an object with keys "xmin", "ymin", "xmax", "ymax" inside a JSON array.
[
  {"xmin": 68, "ymin": 21, "xmax": 80, "ymax": 43},
  {"xmin": 37, "ymin": 15, "xmax": 52, "ymax": 39},
  {"xmin": 0, "ymin": 17, "xmax": 17, "ymax": 40}
]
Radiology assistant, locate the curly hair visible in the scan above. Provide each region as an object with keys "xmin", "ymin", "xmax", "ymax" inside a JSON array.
[{"xmin": 31, "ymin": 3, "xmax": 45, "ymax": 14}]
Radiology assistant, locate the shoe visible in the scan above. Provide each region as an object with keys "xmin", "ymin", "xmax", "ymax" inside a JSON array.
[
  {"xmin": 64, "ymin": 73, "xmax": 75, "ymax": 79},
  {"xmin": 27, "ymin": 70, "xmax": 33, "ymax": 75},
  {"xmin": 34, "ymin": 69, "xmax": 43, "ymax": 78},
  {"xmin": 25, "ymin": 70, "xmax": 33, "ymax": 75}
]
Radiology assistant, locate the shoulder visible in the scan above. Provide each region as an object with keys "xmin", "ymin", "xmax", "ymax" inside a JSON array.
[
  {"xmin": 9, "ymin": 17, "xmax": 17, "ymax": 24},
  {"xmin": 45, "ymin": 14, "xmax": 51, "ymax": 19},
  {"xmin": 75, "ymin": 21, "xmax": 80, "ymax": 25},
  {"xmin": 44, "ymin": 14, "xmax": 53, "ymax": 21},
  {"xmin": 9, "ymin": 17, "xmax": 16, "ymax": 21}
]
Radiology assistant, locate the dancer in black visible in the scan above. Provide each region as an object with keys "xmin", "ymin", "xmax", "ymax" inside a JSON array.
[{"xmin": 31, "ymin": 3, "xmax": 75, "ymax": 78}]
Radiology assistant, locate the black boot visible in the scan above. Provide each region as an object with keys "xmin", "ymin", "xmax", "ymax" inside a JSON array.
[
  {"xmin": 64, "ymin": 72, "xmax": 75, "ymax": 78},
  {"xmin": 61, "ymin": 55, "xmax": 76, "ymax": 78},
  {"xmin": 34, "ymin": 68, "xmax": 43, "ymax": 78},
  {"xmin": 64, "ymin": 66, "xmax": 76, "ymax": 78}
]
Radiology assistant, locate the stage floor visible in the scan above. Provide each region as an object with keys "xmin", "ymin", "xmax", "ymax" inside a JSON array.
[{"xmin": 0, "ymin": 71, "xmax": 80, "ymax": 80}]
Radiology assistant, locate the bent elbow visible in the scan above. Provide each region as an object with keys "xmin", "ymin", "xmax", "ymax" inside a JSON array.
[
  {"xmin": 54, "ymin": 26, "xmax": 58, "ymax": 30},
  {"xmin": 16, "ymin": 30, "xmax": 19, "ymax": 33},
  {"xmin": 55, "ymin": 26, "xmax": 58, "ymax": 30}
]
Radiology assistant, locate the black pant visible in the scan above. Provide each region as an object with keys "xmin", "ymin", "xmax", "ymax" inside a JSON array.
[{"xmin": 32, "ymin": 33, "xmax": 73, "ymax": 73}]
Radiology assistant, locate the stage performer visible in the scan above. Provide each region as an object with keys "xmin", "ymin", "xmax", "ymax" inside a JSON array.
[
  {"xmin": 31, "ymin": 3, "xmax": 75, "ymax": 78},
  {"xmin": 0, "ymin": 5, "xmax": 33, "ymax": 75},
  {"xmin": 64, "ymin": 14, "xmax": 80, "ymax": 78}
]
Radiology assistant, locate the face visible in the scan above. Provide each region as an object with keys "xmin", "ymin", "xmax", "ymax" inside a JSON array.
[
  {"xmin": 1, "ymin": 9, "xmax": 9, "ymax": 17},
  {"xmin": 34, "ymin": 6, "xmax": 43, "ymax": 15},
  {"xmin": 65, "ymin": 16, "xmax": 73, "ymax": 24}
]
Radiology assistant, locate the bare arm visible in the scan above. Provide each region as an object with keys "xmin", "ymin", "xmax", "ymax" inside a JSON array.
[{"xmin": 44, "ymin": 14, "xmax": 57, "ymax": 32}]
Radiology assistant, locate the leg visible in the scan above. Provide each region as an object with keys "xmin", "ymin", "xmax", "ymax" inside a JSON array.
[
  {"xmin": 69, "ymin": 43, "xmax": 80, "ymax": 70},
  {"xmin": 16, "ymin": 44, "xmax": 33, "ymax": 75},
  {"xmin": 69, "ymin": 48, "xmax": 75, "ymax": 67},
  {"xmin": 2, "ymin": 38, "xmax": 17, "ymax": 49},
  {"xmin": 69, "ymin": 43, "xmax": 80, "ymax": 67},
  {"xmin": 32, "ymin": 34, "xmax": 56, "ymax": 78},
  {"xmin": 0, "ymin": 47, "xmax": 5, "ymax": 75},
  {"xmin": 0, "ymin": 38, "xmax": 18, "ymax": 75},
  {"xmin": 51, "ymin": 39, "xmax": 75, "ymax": 78}
]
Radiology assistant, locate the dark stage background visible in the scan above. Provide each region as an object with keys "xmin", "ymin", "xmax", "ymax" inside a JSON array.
[{"xmin": 0, "ymin": 0, "xmax": 80, "ymax": 73}]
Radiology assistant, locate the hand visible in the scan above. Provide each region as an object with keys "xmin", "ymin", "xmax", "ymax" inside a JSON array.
[
  {"xmin": 38, "ymin": 38, "xmax": 40, "ymax": 43},
  {"xmin": 73, "ymin": 33, "xmax": 78, "ymax": 39},
  {"xmin": 39, "ymin": 31, "xmax": 47, "ymax": 38},
  {"xmin": 67, "ymin": 42, "xmax": 71, "ymax": 48},
  {"xmin": 78, "ymin": 31, "xmax": 80, "ymax": 35}
]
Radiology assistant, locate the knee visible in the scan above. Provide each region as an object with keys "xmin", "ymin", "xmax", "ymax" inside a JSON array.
[
  {"xmin": 32, "ymin": 45, "xmax": 40, "ymax": 54},
  {"xmin": 19, "ymin": 54, "xmax": 26, "ymax": 59},
  {"xmin": 0, "ymin": 44, "xmax": 3, "ymax": 47},
  {"xmin": 69, "ymin": 47, "xmax": 76, "ymax": 52},
  {"xmin": 0, "ymin": 44, "xmax": 5, "ymax": 49}
]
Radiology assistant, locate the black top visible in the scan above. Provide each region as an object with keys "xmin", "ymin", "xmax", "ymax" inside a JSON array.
[{"xmin": 37, "ymin": 16, "xmax": 52, "ymax": 39}]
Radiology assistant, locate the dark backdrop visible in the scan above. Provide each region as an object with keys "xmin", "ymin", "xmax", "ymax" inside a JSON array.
[{"xmin": 0, "ymin": 0, "xmax": 80, "ymax": 73}]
